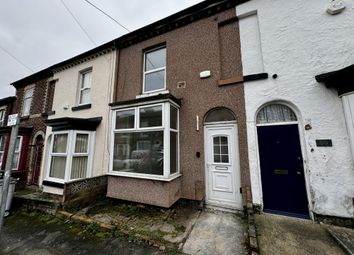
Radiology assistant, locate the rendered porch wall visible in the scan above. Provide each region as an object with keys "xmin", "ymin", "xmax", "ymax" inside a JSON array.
[{"xmin": 107, "ymin": 176, "xmax": 181, "ymax": 208}]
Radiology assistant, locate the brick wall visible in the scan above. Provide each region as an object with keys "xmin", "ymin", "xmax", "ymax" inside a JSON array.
[{"xmin": 12, "ymin": 77, "xmax": 54, "ymax": 184}]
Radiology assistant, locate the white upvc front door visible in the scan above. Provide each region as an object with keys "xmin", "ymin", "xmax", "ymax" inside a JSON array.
[{"xmin": 204, "ymin": 124, "xmax": 242, "ymax": 209}]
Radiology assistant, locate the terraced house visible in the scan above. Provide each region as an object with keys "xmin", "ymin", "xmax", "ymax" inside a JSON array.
[{"xmin": 107, "ymin": 0, "xmax": 251, "ymax": 209}]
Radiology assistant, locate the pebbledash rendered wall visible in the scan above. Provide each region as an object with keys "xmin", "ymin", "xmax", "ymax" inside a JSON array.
[
  {"xmin": 236, "ymin": 0, "xmax": 354, "ymax": 219},
  {"xmin": 108, "ymin": 7, "xmax": 251, "ymax": 207},
  {"xmin": 40, "ymin": 50, "xmax": 116, "ymax": 194}
]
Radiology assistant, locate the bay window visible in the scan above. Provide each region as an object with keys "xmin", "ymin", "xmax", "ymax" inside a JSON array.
[
  {"xmin": 111, "ymin": 102, "xmax": 179, "ymax": 179},
  {"xmin": 47, "ymin": 131, "xmax": 94, "ymax": 182}
]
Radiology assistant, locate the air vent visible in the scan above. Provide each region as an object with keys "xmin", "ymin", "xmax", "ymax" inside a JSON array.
[{"xmin": 177, "ymin": 81, "xmax": 186, "ymax": 89}]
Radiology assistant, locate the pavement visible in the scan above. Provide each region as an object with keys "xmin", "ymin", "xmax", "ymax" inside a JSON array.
[
  {"xmin": 254, "ymin": 213, "xmax": 346, "ymax": 255},
  {"xmin": 182, "ymin": 208, "xmax": 248, "ymax": 255},
  {"xmin": 0, "ymin": 211, "xmax": 165, "ymax": 255}
]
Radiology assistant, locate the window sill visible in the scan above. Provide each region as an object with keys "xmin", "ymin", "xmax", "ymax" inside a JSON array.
[
  {"xmin": 107, "ymin": 172, "xmax": 182, "ymax": 182},
  {"xmin": 72, "ymin": 104, "xmax": 91, "ymax": 111},
  {"xmin": 42, "ymin": 180, "xmax": 65, "ymax": 189},
  {"xmin": 136, "ymin": 90, "xmax": 169, "ymax": 99}
]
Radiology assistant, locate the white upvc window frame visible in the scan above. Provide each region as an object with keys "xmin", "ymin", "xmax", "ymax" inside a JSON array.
[
  {"xmin": 143, "ymin": 47, "xmax": 166, "ymax": 94},
  {"xmin": 78, "ymin": 68, "xmax": 92, "ymax": 106},
  {"xmin": 0, "ymin": 135, "xmax": 6, "ymax": 169},
  {"xmin": 0, "ymin": 108, "xmax": 5, "ymax": 127},
  {"xmin": 22, "ymin": 87, "xmax": 34, "ymax": 116},
  {"xmin": 46, "ymin": 130, "xmax": 95, "ymax": 183},
  {"xmin": 211, "ymin": 135, "xmax": 231, "ymax": 165},
  {"xmin": 110, "ymin": 101, "xmax": 180, "ymax": 181},
  {"xmin": 12, "ymin": 136, "xmax": 22, "ymax": 170}
]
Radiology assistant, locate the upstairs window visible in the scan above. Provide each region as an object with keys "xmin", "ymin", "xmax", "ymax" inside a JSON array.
[
  {"xmin": 0, "ymin": 109, "xmax": 4, "ymax": 126},
  {"xmin": 78, "ymin": 69, "xmax": 92, "ymax": 105},
  {"xmin": 22, "ymin": 88, "xmax": 34, "ymax": 116},
  {"xmin": 143, "ymin": 47, "xmax": 166, "ymax": 93}
]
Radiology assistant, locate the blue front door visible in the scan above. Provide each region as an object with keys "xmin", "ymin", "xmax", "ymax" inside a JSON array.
[{"xmin": 257, "ymin": 124, "xmax": 309, "ymax": 217}]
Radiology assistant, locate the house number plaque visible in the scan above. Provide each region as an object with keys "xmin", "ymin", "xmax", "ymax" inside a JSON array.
[{"xmin": 316, "ymin": 139, "xmax": 333, "ymax": 147}]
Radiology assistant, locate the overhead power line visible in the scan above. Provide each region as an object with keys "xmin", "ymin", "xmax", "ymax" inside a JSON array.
[
  {"xmin": 82, "ymin": 0, "xmax": 130, "ymax": 32},
  {"xmin": 0, "ymin": 44, "xmax": 33, "ymax": 72},
  {"xmin": 59, "ymin": 0, "xmax": 97, "ymax": 46}
]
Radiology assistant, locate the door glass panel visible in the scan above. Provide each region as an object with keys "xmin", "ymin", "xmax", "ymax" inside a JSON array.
[{"xmin": 213, "ymin": 136, "xmax": 229, "ymax": 164}]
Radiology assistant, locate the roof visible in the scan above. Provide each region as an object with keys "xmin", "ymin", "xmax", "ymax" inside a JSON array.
[
  {"xmin": 315, "ymin": 64, "xmax": 354, "ymax": 97},
  {"xmin": 11, "ymin": 0, "xmax": 247, "ymax": 88},
  {"xmin": 0, "ymin": 96, "xmax": 16, "ymax": 106}
]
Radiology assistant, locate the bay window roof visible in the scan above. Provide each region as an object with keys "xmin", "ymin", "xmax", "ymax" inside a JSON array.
[
  {"xmin": 316, "ymin": 64, "xmax": 354, "ymax": 97},
  {"xmin": 46, "ymin": 117, "xmax": 102, "ymax": 131}
]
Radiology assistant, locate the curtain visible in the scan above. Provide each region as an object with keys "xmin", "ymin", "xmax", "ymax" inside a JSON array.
[
  {"xmin": 50, "ymin": 157, "xmax": 66, "ymax": 179},
  {"xmin": 75, "ymin": 134, "xmax": 88, "ymax": 153},
  {"xmin": 71, "ymin": 156, "xmax": 88, "ymax": 179},
  {"xmin": 53, "ymin": 134, "xmax": 68, "ymax": 153},
  {"xmin": 257, "ymin": 104, "xmax": 297, "ymax": 124}
]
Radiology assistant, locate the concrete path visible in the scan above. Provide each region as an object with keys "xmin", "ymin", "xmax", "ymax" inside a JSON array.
[
  {"xmin": 182, "ymin": 209, "xmax": 248, "ymax": 255},
  {"xmin": 255, "ymin": 213, "xmax": 346, "ymax": 255}
]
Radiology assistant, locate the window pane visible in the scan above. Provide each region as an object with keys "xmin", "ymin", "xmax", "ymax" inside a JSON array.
[
  {"xmin": 116, "ymin": 110, "xmax": 135, "ymax": 129},
  {"xmin": 12, "ymin": 152, "xmax": 19, "ymax": 169},
  {"xmin": 145, "ymin": 48, "xmax": 166, "ymax": 71},
  {"xmin": 139, "ymin": 106, "xmax": 162, "ymax": 128},
  {"xmin": 53, "ymin": 134, "xmax": 68, "ymax": 153},
  {"xmin": 113, "ymin": 131, "xmax": 163, "ymax": 175},
  {"xmin": 80, "ymin": 88, "xmax": 90, "ymax": 105},
  {"xmin": 170, "ymin": 106, "xmax": 178, "ymax": 130},
  {"xmin": 0, "ymin": 136, "xmax": 5, "ymax": 151},
  {"xmin": 257, "ymin": 104, "xmax": 297, "ymax": 124},
  {"xmin": 205, "ymin": 108, "xmax": 235, "ymax": 123},
  {"xmin": 144, "ymin": 70, "xmax": 165, "ymax": 92},
  {"xmin": 170, "ymin": 132, "xmax": 178, "ymax": 174},
  {"xmin": 0, "ymin": 152, "xmax": 3, "ymax": 169},
  {"xmin": 49, "ymin": 156, "xmax": 66, "ymax": 179},
  {"xmin": 0, "ymin": 110, "xmax": 4, "ymax": 126},
  {"xmin": 81, "ymin": 71, "xmax": 92, "ymax": 88},
  {"xmin": 221, "ymin": 155, "xmax": 229, "ymax": 163},
  {"xmin": 221, "ymin": 145, "xmax": 228, "ymax": 154},
  {"xmin": 75, "ymin": 134, "xmax": 88, "ymax": 153},
  {"xmin": 24, "ymin": 88, "xmax": 34, "ymax": 98},
  {"xmin": 15, "ymin": 137, "xmax": 21, "ymax": 151},
  {"xmin": 22, "ymin": 97, "xmax": 32, "ymax": 116},
  {"xmin": 71, "ymin": 156, "xmax": 88, "ymax": 179},
  {"xmin": 213, "ymin": 136, "xmax": 229, "ymax": 164}
]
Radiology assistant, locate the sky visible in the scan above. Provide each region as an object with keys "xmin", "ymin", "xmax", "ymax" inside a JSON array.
[{"xmin": 0, "ymin": 0, "xmax": 203, "ymax": 98}]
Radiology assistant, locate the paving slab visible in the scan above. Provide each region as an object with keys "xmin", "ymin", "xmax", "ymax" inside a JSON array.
[
  {"xmin": 324, "ymin": 224, "xmax": 354, "ymax": 255},
  {"xmin": 182, "ymin": 209, "xmax": 248, "ymax": 255},
  {"xmin": 255, "ymin": 213, "xmax": 346, "ymax": 255}
]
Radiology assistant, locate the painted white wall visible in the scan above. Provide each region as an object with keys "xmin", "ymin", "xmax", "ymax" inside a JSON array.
[
  {"xmin": 237, "ymin": 0, "xmax": 354, "ymax": 218},
  {"xmin": 40, "ymin": 50, "xmax": 116, "ymax": 184}
]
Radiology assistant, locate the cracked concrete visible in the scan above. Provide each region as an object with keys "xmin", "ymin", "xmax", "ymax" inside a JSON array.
[{"xmin": 182, "ymin": 209, "xmax": 248, "ymax": 255}]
